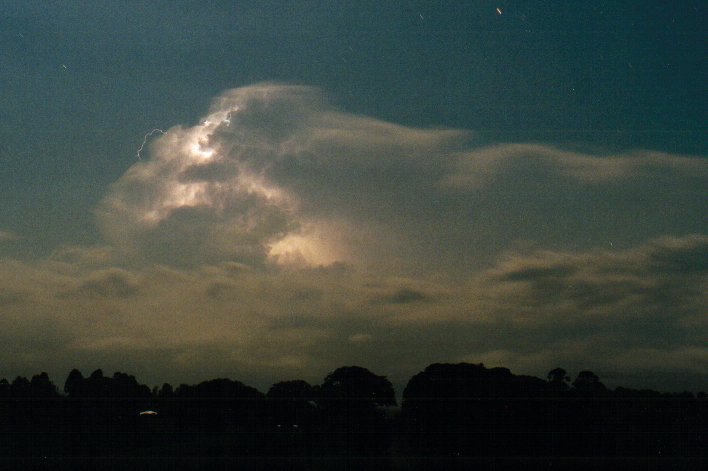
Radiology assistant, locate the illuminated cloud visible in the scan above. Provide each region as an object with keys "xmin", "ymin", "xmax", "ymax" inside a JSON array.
[
  {"xmin": 96, "ymin": 83, "xmax": 472, "ymax": 269},
  {"xmin": 442, "ymin": 144, "xmax": 708, "ymax": 189},
  {"xmin": 96, "ymin": 84, "xmax": 707, "ymax": 276}
]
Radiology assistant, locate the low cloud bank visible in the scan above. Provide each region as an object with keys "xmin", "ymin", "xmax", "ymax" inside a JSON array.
[{"xmin": 0, "ymin": 235, "xmax": 705, "ymax": 392}]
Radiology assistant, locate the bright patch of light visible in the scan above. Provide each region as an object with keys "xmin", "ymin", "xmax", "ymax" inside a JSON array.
[
  {"xmin": 236, "ymin": 167, "xmax": 290, "ymax": 204},
  {"xmin": 115, "ymin": 91, "xmax": 349, "ymax": 267},
  {"xmin": 141, "ymin": 182, "xmax": 212, "ymax": 223},
  {"xmin": 167, "ymin": 182, "xmax": 209, "ymax": 207},
  {"xmin": 189, "ymin": 142, "xmax": 215, "ymax": 160},
  {"xmin": 268, "ymin": 227, "xmax": 344, "ymax": 267}
]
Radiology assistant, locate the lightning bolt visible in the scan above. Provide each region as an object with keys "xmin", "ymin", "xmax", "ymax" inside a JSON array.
[{"xmin": 136, "ymin": 128, "xmax": 166, "ymax": 160}]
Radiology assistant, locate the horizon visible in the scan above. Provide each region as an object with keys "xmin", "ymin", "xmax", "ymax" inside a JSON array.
[{"xmin": 5, "ymin": 358, "xmax": 707, "ymax": 401}]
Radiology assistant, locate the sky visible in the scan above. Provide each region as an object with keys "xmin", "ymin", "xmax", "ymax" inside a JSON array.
[{"xmin": 0, "ymin": 1, "xmax": 706, "ymax": 393}]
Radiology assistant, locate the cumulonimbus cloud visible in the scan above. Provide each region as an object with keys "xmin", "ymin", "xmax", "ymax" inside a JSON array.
[
  {"xmin": 96, "ymin": 83, "xmax": 470, "ymax": 269},
  {"xmin": 4, "ymin": 83, "xmax": 704, "ymax": 391},
  {"xmin": 96, "ymin": 83, "xmax": 708, "ymax": 274}
]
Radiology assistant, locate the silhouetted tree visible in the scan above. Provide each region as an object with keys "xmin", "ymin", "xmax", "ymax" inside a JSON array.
[
  {"xmin": 111, "ymin": 371, "xmax": 151, "ymax": 398},
  {"xmin": 158, "ymin": 382, "xmax": 174, "ymax": 397},
  {"xmin": 573, "ymin": 370, "xmax": 599, "ymax": 387},
  {"xmin": 0, "ymin": 378, "xmax": 9, "ymax": 397},
  {"xmin": 403, "ymin": 363, "xmax": 547, "ymax": 402},
  {"xmin": 319, "ymin": 366, "xmax": 396, "ymax": 408},
  {"xmin": 401, "ymin": 363, "xmax": 555, "ymax": 457},
  {"xmin": 316, "ymin": 365, "xmax": 396, "ymax": 455},
  {"xmin": 547, "ymin": 367, "xmax": 570, "ymax": 383},
  {"xmin": 10, "ymin": 376, "xmax": 30, "ymax": 397},
  {"xmin": 614, "ymin": 386, "xmax": 661, "ymax": 397},
  {"xmin": 174, "ymin": 383, "xmax": 196, "ymax": 397},
  {"xmin": 64, "ymin": 369, "xmax": 84, "ymax": 396},
  {"xmin": 267, "ymin": 380, "xmax": 314, "ymax": 400},
  {"xmin": 266, "ymin": 380, "xmax": 316, "ymax": 434},
  {"xmin": 84, "ymin": 369, "xmax": 110, "ymax": 396},
  {"xmin": 194, "ymin": 378, "xmax": 263, "ymax": 399},
  {"xmin": 170, "ymin": 378, "xmax": 266, "ymax": 443},
  {"xmin": 571, "ymin": 370, "xmax": 607, "ymax": 395},
  {"xmin": 29, "ymin": 372, "xmax": 58, "ymax": 397},
  {"xmin": 547, "ymin": 367, "xmax": 571, "ymax": 393},
  {"xmin": 0, "ymin": 363, "xmax": 703, "ymax": 464}
]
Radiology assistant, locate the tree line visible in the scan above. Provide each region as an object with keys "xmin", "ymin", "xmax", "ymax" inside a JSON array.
[{"xmin": 1, "ymin": 363, "xmax": 705, "ymax": 470}]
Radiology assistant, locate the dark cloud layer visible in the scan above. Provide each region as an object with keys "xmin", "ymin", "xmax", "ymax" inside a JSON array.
[{"xmin": 0, "ymin": 234, "xmax": 704, "ymax": 392}]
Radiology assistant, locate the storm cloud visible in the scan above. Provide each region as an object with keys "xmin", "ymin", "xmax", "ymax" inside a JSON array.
[
  {"xmin": 1, "ymin": 84, "xmax": 706, "ymax": 392},
  {"xmin": 96, "ymin": 84, "xmax": 706, "ymax": 276}
]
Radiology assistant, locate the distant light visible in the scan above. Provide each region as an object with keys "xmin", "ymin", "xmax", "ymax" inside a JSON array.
[{"xmin": 139, "ymin": 410, "xmax": 158, "ymax": 416}]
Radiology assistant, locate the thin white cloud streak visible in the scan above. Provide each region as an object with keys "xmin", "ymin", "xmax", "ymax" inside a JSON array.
[{"xmin": 442, "ymin": 143, "xmax": 708, "ymax": 189}]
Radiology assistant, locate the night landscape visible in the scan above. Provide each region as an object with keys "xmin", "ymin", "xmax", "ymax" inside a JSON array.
[
  {"xmin": 1, "ymin": 2, "xmax": 706, "ymax": 469},
  {"xmin": 2, "ymin": 364, "xmax": 706, "ymax": 469}
]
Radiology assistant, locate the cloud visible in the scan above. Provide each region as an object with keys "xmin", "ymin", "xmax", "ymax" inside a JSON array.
[
  {"xmin": 0, "ymin": 230, "xmax": 21, "ymax": 242},
  {"xmin": 482, "ymin": 235, "xmax": 707, "ymax": 328},
  {"xmin": 464, "ymin": 236, "xmax": 707, "ymax": 386},
  {"xmin": 96, "ymin": 83, "xmax": 472, "ymax": 270},
  {"xmin": 0, "ymin": 235, "xmax": 704, "ymax": 392},
  {"xmin": 96, "ymin": 84, "xmax": 707, "ymax": 276},
  {"xmin": 0, "ymin": 288, "xmax": 23, "ymax": 306},
  {"xmin": 48, "ymin": 245, "xmax": 120, "ymax": 270},
  {"xmin": 442, "ymin": 144, "xmax": 708, "ymax": 188},
  {"xmin": 61, "ymin": 268, "xmax": 140, "ymax": 299},
  {"xmin": 348, "ymin": 333, "xmax": 373, "ymax": 344},
  {"xmin": 2, "ymin": 84, "xmax": 706, "ymax": 392},
  {"xmin": 367, "ymin": 235, "xmax": 706, "ymax": 387}
]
